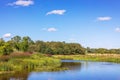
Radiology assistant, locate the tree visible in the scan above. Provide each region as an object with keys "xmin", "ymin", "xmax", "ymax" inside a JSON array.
[
  {"xmin": 20, "ymin": 36, "xmax": 33, "ymax": 52},
  {"xmin": 11, "ymin": 36, "xmax": 21, "ymax": 51},
  {"xmin": 0, "ymin": 39, "xmax": 5, "ymax": 55},
  {"xmin": 0, "ymin": 35, "xmax": 86, "ymax": 55},
  {"xmin": 0, "ymin": 41, "xmax": 13, "ymax": 55},
  {"xmin": 11, "ymin": 36, "xmax": 21, "ymax": 43},
  {"xmin": 45, "ymin": 48, "xmax": 53, "ymax": 54}
]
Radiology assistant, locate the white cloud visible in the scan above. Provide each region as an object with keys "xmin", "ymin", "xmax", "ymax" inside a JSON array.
[
  {"xmin": 97, "ymin": 17, "xmax": 112, "ymax": 21},
  {"xmin": 115, "ymin": 27, "xmax": 120, "ymax": 32},
  {"xmin": 8, "ymin": 0, "xmax": 34, "ymax": 7},
  {"xmin": 47, "ymin": 28, "xmax": 57, "ymax": 32},
  {"xmin": 3, "ymin": 33, "xmax": 12, "ymax": 38},
  {"xmin": 46, "ymin": 10, "xmax": 66, "ymax": 15}
]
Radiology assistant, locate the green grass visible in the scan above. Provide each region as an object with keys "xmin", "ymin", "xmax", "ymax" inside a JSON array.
[
  {"xmin": 1, "ymin": 53, "xmax": 119, "ymax": 74},
  {"xmin": 53, "ymin": 54, "xmax": 120, "ymax": 63},
  {"xmin": 0, "ymin": 53, "xmax": 63, "ymax": 74}
]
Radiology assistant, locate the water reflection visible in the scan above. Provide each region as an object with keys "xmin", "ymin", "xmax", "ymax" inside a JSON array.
[
  {"xmin": 61, "ymin": 61, "xmax": 81, "ymax": 71},
  {"xmin": 0, "ymin": 60, "xmax": 82, "ymax": 80},
  {"xmin": 0, "ymin": 71, "xmax": 29, "ymax": 80},
  {"xmin": 0, "ymin": 60, "xmax": 120, "ymax": 80}
]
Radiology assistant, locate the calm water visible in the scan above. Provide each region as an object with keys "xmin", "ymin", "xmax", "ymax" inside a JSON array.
[{"xmin": 0, "ymin": 60, "xmax": 120, "ymax": 80}]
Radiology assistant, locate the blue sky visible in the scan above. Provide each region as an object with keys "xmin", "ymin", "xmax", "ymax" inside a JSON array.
[{"xmin": 0, "ymin": 0, "xmax": 120, "ymax": 49}]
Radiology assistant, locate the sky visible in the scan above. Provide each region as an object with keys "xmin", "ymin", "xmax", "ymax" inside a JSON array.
[{"xmin": 0, "ymin": 0, "xmax": 120, "ymax": 49}]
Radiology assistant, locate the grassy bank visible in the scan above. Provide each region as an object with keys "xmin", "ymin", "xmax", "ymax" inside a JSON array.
[
  {"xmin": 1, "ymin": 53, "xmax": 120, "ymax": 74},
  {"xmin": 53, "ymin": 54, "xmax": 120, "ymax": 63},
  {"xmin": 0, "ymin": 53, "xmax": 63, "ymax": 74}
]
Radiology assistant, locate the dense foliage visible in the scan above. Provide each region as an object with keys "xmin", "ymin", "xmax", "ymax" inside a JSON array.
[
  {"xmin": 0, "ymin": 36, "xmax": 85, "ymax": 55},
  {"xmin": 1, "ymin": 35, "xmax": 120, "ymax": 55},
  {"xmin": 86, "ymin": 47, "xmax": 120, "ymax": 54}
]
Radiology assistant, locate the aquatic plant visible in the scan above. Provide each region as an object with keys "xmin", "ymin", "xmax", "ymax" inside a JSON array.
[{"xmin": 0, "ymin": 53, "xmax": 62, "ymax": 73}]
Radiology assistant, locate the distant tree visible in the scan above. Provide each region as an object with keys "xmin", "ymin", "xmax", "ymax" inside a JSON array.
[
  {"xmin": 11, "ymin": 36, "xmax": 21, "ymax": 51},
  {"xmin": 0, "ymin": 36, "xmax": 86, "ymax": 55},
  {"xmin": 0, "ymin": 38, "xmax": 5, "ymax": 46},
  {"xmin": 116, "ymin": 49, "xmax": 120, "ymax": 54},
  {"xmin": 0, "ymin": 39, "xmax": 5, "ymax": 55},
  {"xmin": 109, "ymin": 49, "xmax": 117, "ymax": 54},
  {"xmin": 11, "ymin": 36, "xmax": 21, "ymax": 43},
  {"xmin": 35, "ymin": 40, "xmax": 46, "ymax": 53},
  {"xmin": 45, "ymin": 48, "xmax": 53, "ymax": 54},
  {"xmin": 20, "ymin": 36, "xmax": 33, "ymax": 52},
  {"xmin": 0, "ymin": 41, "xmax": 13, "ymax": 55}
]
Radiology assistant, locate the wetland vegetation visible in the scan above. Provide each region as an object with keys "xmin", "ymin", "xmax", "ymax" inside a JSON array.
[
  {"xmin": 53, "ymin": 54, "xmax": 120, "ymax": 63},
  {"xmin": 0, "ymin": 53, "xmax": 63, "ymax": 74},
  {"xmin": 0, "ymin": 35, "xmax": 120, "ymax": 74}
]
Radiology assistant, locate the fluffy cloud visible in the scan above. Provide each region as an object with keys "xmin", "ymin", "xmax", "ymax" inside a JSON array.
[
  {"xmin": 115, "ymin": 27, "xmax": 120, "ymax": 32},
  {"xmin": 8, "ymin": 0, "xmax": 34, "ymax": 7},
  {"xmin": 46, "ymin": 10, "xmax": 66, "ymax": 15},
  {"xmin": 97, "ymin": 17, "xmax": 112, "ymax": 21},
  {"xmin": 3, "ymin": 33, "xmax": 12, "ymax": 38},
  {"xmin": 47, "ymin": 28, "xmax": 57, "ymax": 32}
]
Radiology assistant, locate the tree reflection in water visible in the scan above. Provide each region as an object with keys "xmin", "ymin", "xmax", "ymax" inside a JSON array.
[
  {"xmin": 0, "ymin": 71, "xmax": 29, "ymax": 80},
  {"xmin": 61, "ymin": 62, "xmax": 82, "ymax": 71},
  {"xmin": 0, "ymin": 61, "xmax": 82, "ymax": 80}
]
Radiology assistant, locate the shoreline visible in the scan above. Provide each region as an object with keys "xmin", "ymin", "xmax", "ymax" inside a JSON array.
[{"xmin": 53, "ymin": 54, "xmax": 120, "ymax": 63}]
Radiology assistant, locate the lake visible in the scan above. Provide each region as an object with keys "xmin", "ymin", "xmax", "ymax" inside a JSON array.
[{"xmin": 0, "ymin": 60, "xmax": 120, "ymax": 80}]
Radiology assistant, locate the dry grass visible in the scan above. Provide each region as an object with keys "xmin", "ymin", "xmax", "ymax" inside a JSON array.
[
  {"xmin": 87, "ymin": 53, "xmax": 120, "ymax": 58},
  {"xmin": 53, "ymin": 54, "xmax": 120, "ymax": 63}
]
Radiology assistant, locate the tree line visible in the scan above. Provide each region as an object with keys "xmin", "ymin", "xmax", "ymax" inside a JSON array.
[
  {"xmin": 87, "ymin": 47, "xmax": 120, "ymax": 54},
  {"xmin": 0, "ymin": 36, "xmax": 85, "ymax": 55},
  {"xmin": 0, "ymin": 35, "xmax": 120, "ymax": 55}
]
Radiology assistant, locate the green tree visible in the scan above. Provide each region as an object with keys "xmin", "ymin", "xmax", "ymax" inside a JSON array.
[
  {"xmin": 20, "ymin": 36, "xmax": 33, "ymax": 52},
  {"xmin": 0, "ymin": 41, "xmax": 13, "ymax": 55},
  {"xmin": 11, "ymin": 36, "xmax": 21, "ymax": 51}
]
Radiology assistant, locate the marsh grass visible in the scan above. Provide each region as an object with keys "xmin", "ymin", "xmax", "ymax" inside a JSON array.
[
  {"xmin": 53, "ymin": 54, "xmax": 120, "ymax": 63},
  {"xmin": 0, "ymin": 53, "xmax": 62, "ymax": 74}
]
